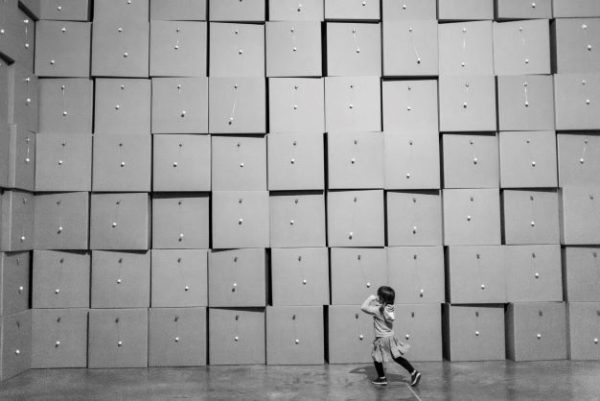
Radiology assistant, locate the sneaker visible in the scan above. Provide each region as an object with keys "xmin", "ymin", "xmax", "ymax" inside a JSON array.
[
  {"xmin": 372, "ymin": 377, "xmax": 388, "ymax": 386},
  {"xmin": 410, "ymin": 371, "xmax": 421, "ymax": 387}
]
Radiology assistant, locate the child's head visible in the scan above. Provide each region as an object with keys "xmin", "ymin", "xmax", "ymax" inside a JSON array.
[{"xmin": 377, "ymin": 286, "xmax": 395, "ymax": 306}]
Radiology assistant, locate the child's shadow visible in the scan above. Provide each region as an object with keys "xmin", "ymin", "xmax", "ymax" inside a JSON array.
[{"xmin": 349, "ymin": 365, "xmax": 410, "ymax": 386}]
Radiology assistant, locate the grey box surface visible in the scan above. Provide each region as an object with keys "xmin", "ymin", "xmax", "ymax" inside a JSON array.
[
  {"xmin": 270, "ymin": 248, "xmax": 329, "ymax": 306},
  {"xmin": 148, "ymin": 307, "xmax": 207, "ymax": 367},
  {"xmin": 91, "ymin": 250, "xmax": 150, "ymax": 308},
  {"xmin": 506, "ymin": 302, "xmax": 567, "ymax": 361},
  {"xmin": 152, "ymin": 195, "xmax": 210, "ymax": 250},
  {"xmin": 34, "ymin": 192, "xmax": 89, "ymax": 250},
  {"xmin": 32, "ymin": 250, "xmax": 90, "ymax": 309},
  {"xmin": 269, "ymin": 193, "xmax": 326, "ymax": 248},
  {"xmin": 266, "ymin": 306, "xmax": 324, "ymax": 365},
  {"xmin": 88, "ymin": 308, "xmax": 148, "ymax": 368},
  {"xmin": 151, "ymin": 250, "xmax": 208, "ymax": 308},
  {"xmin": 387, "ymin": 246, "xmax": 445, "ymax": 303}
]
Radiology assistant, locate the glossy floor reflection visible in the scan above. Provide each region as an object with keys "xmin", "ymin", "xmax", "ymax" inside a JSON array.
[{"xmin": 1, "ymin": 361, "xmax": 600, "ymax": 401}]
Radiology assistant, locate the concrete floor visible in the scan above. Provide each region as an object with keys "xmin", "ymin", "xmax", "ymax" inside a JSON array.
[{"xmin": 1, "ymin": 361, "xmax": 600, "ymax": 401}]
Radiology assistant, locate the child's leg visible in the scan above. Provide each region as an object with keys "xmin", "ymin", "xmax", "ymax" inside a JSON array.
[
  {"xmin": 392, "ymin": 355, "xmax": 415, "ymax": 374},
  {"xmin": 374, "ymin": 361, "xmax": 386, "ymax": 378}
]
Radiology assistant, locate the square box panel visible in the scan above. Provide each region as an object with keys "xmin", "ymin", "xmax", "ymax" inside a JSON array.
[
  {"xmin": 553, "ymin": 0, "xmax": 600, "ymax": 17},
  {"xmin": 209, "ymin": 0, "xmax": 265, "ymax": 21},
  {"xmin": 34, "ymin": 192, "xmax": 89, "ymax": 250},
  {"xmin": 567, "ymin": 302, "xmax": 600, "ymax": 360},
  {"xmin": 91, "ymin": 250, "xmax": 150, "ymax": 308},
  {"xmin": 500, "ymin": 131, "xmax": 558, "ymax": 188},
  {"xmin": 150, "ymin": 21, "xmax": 207, "ymax": 77},
  {"xmin": 267, "ymin": 133, "xmax": 325, "ymax": 190},
  {"xmin": 439, "ymin": 75, "xmax": 497, "ymax": 132},
  {"xmin": 88, "ymin": 309, "xmax": 148, "ymax": 368},
  {"xmin": 438, "ymin": 21, "xmax": 494, "ymax": 75},
  {"xmin": 1, "ymin": 190, "xmax": 34, "ymax": 252},
  {"xmin": 327, "ymin": 131, "xmax": 384, "ymax": 190},
  {"xmin": 94, "ymin": 78, "xmax": 151, "ymax": 135},
  {"xmin": 503, "ymin": 190, "xmax": 560, "ymax": 244},
  {"xmin": 269, "ymin": 192, "xmax": 326, "ymax": 248},
  {"xmin": 89, "ymin": 193, "xmax": 150, "ymax": 250},
  {"xmin": 35, "ymin": 133, "xmax": 92, "ymax": 192},
  {"xmin": 12, "ymin": 67, "xmax": 39, "ymax": 134},
  {"xmin": 554, "ymin": 73, "xmax": 600, "ymax": 130},
  {"xmin": 328, "ymin": 305, "xmax": 373, "ymax": 364},
  {"xmin": 32, "ymin": 250, "xmax": 90, "ymax": 309},
  {"xmin": 208, "ymin": 308, "xmax": 265, "ymax": 365},
  {"xmin": 3, "ymin": 125, "xmax": 35, "ymax": 192},
  {"xmin": 558, "ymin": 133, "xmax": 600, "ymax": 187},
  {"xmin": 152, "ymin": 135, "xmax": 211, "ymax": 192},
  {"xmin": 394, "ymin": 304, "xmax": 443, "ymax": 361},
  {"xmin": 444, "ymin": 304, "xmax": 505, "ymax": 361},
  {"xmin": 564, "ymin": 247, "xmax": 600, "ymax": 302},
  {"xmin": 555, "ymin": 19, "xmax": 600, "ymax": 74},
  {"xmin": 151, "ymin": 250, "xmax": 208, "ymax": 308},
  {"xmin": 152, "ymin": 194, "xmax": 209, "ymax": 249},
  {"xmin": 496, "ymin": 0, "xmax": 552, "ymax": 19},
  {"xmin": 493, "ymin": 19, "xmax": 551, "ymax": 75},
  {"xmin": 91, "ymin": 20, "xmax": 149, "ymax": 77},
  {"xmin": 0, "ymin": 310, "xmax": 32, "ymax": 381},
  {"xmin": 31, "ymin": 308, "xmax": 88, "ymax": 368},
  {"xmin": 384, "ymin": 131, "xmax": 441, "ymax": 190},
  {"xmin": 92, "ymin": 134, "xmax": 151, "ymax": 192},
  {"xmin": 497, "ymin": 75, "xmax": 555, "ymax": 131},
  {"xmin": 212, "ymin": 136, "xmax": 266, "ymax": 191},
  {"xmin": 211, "ymin": 191, "xmax": 269, "ymax": 249},
  {"xmin": 152, "ymin": 77, "xmax": 209, "ymax": 134},
  {"xmin": 382, "ymin": 0, "xmax": 437, "ymax": 21},
  {"xmin": 443, "ymin": 188, "xmax": 501, "ymax": 245},
  {"xmin": 209, "ymin": 23, "xmax": 264, "ymax": 77},
  {"xmin": 268, "ymin": 0, "xmax": 324, "ymax": 21},
  {"xmin": 387, "ymin": 191, "xmax": 442, "ymax": 246},
  {"xmin": 561, "ymin": 187, "xmax": 600, "ymax": 245},
  {"xmin": 326, "ymin": 23, "xmax": 381, "ymax": 76},
  {"xmin": 28, "ymin": 0, "xmax": 90, "ymax": 21},
  {"xmin": 94, "ymin": 0, "xmax": 148, "ymax": 21},
  {"xmin": 387, "ymin": 246, "xmax": 444, "ymax": 303},
  {"xmin": 149, "ymin": 308, "xmax": 207, "ymax": 367},
  {"xmin": 150, "ymin": 0, "xmax": 206, "ymax": 20},
  {"xmin": 209, "ymin": 77, "xmax": 266, "ymax": 134},
  {"xmin": 266, "ymin": 21, "xmax": 322, "ymax": 77},
  {"xmin": 505, "ymin": 245, "xmax": 562, "ymax": 302},
  {"xmin": 268, "ymin": 78, "xmax": 325, "ymax": 133},
  {"xmin": 447, "ymin": 246, "xmax": 507, "ymax": 304},
  {"xmin": 327, "ymin": 190, "xmax": 384, "ymax": 247},
  {"xmin": 208, "ymin": 248, "xmax": 267, "ymax": 307},
  {"xmin": 325, "ymin": 77, "xmax": 381, "ymax": 132},
  {"xmin": 271, "ymin": 248, "xmax": 329, "ymax": 306},
  {"xmin": 383, "ymin": 21, "xmax": 438, "ymax": 77},
  {"xmin": 330, "ymin": 247, "xmax": 387, "ymax": 305},
  {"xmin": 34, "ymin": 21, "xmax": 90, "ymax": 77},
  {"xmin": 438, "ymin": 0, "xmax": 493, "ymax": 20},
  {"xmin": 266, "ymin": 306, "xmax": 324, "ymax": 365},
  {"xmin": 442, "ymin": 133, "xmax": 499, "ymax": 189},
  {"xmin": 0, "ymin": 251, "xmax": 30, "ymax": 316},
  {"xmin": 38, "ymin": 78, "xmax": 93, "ymax": 134},
  {"xmin": 324, "ymin": 0, "xmax": 379, "ymax": 20},
  {"xmin": 506, "ymin": 302, "xmax": 567, "ymax": 361}
]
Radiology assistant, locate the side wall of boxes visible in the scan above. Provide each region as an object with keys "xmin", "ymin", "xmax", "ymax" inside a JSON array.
[{"xmin": 1, "ymin": 0, "xmax": 600, "ymax": 380}]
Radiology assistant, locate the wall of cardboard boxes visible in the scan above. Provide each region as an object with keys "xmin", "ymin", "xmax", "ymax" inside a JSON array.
[{"xmin": 1, "ymin": 0, "xmax": 600, "ymax": 380}]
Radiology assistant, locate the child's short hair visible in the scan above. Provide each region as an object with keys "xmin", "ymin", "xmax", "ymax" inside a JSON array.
[{"xmin": 377, "ymin": 286, "xmax": 395, "ymax": 306}]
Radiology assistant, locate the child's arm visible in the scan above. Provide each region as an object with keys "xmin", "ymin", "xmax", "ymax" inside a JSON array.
[
  {"xmin": 383, "ymin": 304, "xmax": 395, "ymax": 322},
  {"xmin": 360, "ymin": 294, "xmax": 379, "ymax": 315}
]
